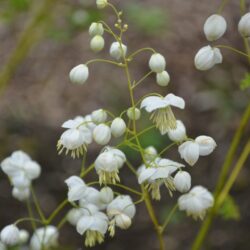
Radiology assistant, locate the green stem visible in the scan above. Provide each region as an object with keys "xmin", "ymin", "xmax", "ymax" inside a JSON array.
[
  {"xmin": 217, "ymin": 0, "xmax": 230, "ymax": 14},
  {"xmin": 86, "ymin": 58, "xmax": 124, "ymax": 67},
  {"xmin": 128, "ymin": 47, "xmax": 156, "ymax": 60},
  {"xmin": 47, "ymin": 199, "xmax": 68, "ymax": 223},
  {"xmin": 161, "ymin": 204, "xmax": 178, "ymax": 233},
  {"xmin": 132, "ymin": 71, "xmax": 153, "ymax": 89},
  {"xmin": 26, "ymin": 199, "xmax": 37, "ymax": 230},
  {"xmin": 216, "ymin": 45, "xmax": 250, "ymax": 58},
  {"xmin": 15, "ymin": 217, "xmax": 43, "ymax": 226}
]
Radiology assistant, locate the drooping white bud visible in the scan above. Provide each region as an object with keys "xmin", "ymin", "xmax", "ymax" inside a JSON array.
[
  {"xmin": 91, "ymin": 109, "xmax": 107, "ymax": 124},
  {"xmin": 167, "ymin": 120, "xmax": 187, "ymax": 142},
  {"xmin": 12, "ymin": 187, "xmax": 30, "ymax": 201},
  {"xmin": 195, "ymin": 136, "xmax": 216, "ymax": 156},
  {"xmin": 111, "ymin": 118, "xmax": 126, "ymax": 137},
  {"xmin": 178, "ymin": 141, "xmax": 199, "ymax": 166},
  {"xmin": 0, "ymin": 225, "xmax": 20, "ymax": 246},
  {"xmin": 23, "ymin": 161, "xmax": 41, "ymax": 180},
  {"xmin": 238, "ymin": 12, "xmax": 250, "ymax": 37},
  {"xmin": 18, "ymin": 230, "xmax": 29, "ymax": 244},
  {"xmin": 90, "ymin": 35, "xmax": 105, "ymax": 52},
  {"xmin": 96, "ymin": 0, "xmax": 108, "ymax": 9},
  {"xmin": 127, "ymin": 107, "xmax": 141, "ymax": 120},
  {"xmin": 89, "ymin": 22, "xmax": 104, "ymax": 37},
  {"xmin": 93, "ymin": 124, "xmax": 111, "ymax": 145},
  {"xmin": 67, "ymin": 208, "xmax": 83, "ymax": 226},
  {"xmin": 69, "ymin": 64, "xmax": 89, "ymax": 84},
  {"xmin": 156, "ymin": 70, "xmax": 170, "ymax": 86},
  {"xmin": 194, "ymin": 46, "xmax": 222, "ymax": 71},
  {"xmin": 109, "ymin": 42, "xmax": 127, "ymax": 60},
  {"xmin": 65, "ymin": 176, "xmax": 87, "ymax": 202},
  {"xmin": 204, "ymin": 14, "xmax": 227, "ymax": 41},
  {"xmin": 144, "ymin": 146, "xmax": 158, "ymax": 161},
  {"xmin": 149, "ymin": 53, "xmax": 166, "ymax": 73},
  {"xmin": 99, "ymin": 187, "xmax": 114, "ymax": 204},
  {"xmin": 174, "ymin": 171, "xmax": 191, "ymax": 193}
]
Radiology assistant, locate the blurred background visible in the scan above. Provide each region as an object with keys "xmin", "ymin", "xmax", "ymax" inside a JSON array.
[{"xmin": 0, "ymin": 0, "xmax": 249, "ymax": 249}]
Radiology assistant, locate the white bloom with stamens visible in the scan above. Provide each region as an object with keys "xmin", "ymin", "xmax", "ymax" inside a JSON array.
[
  {"xmin": 195, "ymin": 136, "xmax": 217, "ymax": 156},
  {"xmin": 238, "ymin": 12, "xmax": 250, "ymax": 37},
  {"xmin": 174, "ymin": 171, "xmax": 191, "ymax": 193},
  {"xmin": 167, "ymin": 120, "xmax": 187, "ymax": 142},
  {"xmin": 204, "ymin": 14, "xmax": 227, "ymax": 41},
  {"xmin": 91, "ymin": 109, "xmax": 107, "ymax": 124},
  {"xmin": 156, "ymin": 70, "xmax": 170, "ymax": 86},
  {"xmin": 127, "ymin": 107, "xmax": 141, "ymax": 120},
  {"xmin": 90, "ymin": 35, "xmax": 105, "ymax": 52},
  {"xmin": 149, "ymin": 53, "xmax": 166, "ymax": 73},
  {"xmin": 178, "ymin": 141, "xmax": 200, "ymax": 166},
  {"xmin": 93, "ymin": 124, "xmax": 111, "ymax": 145},
  {"xmin": 0, "ymin": 225, "xmax": 20, "ymax": 246},
  {"xmin": 194, "ymin": 45, "xmax": 222, "ymax": 71},
  {"xmin": 141, "ymin": 94, "xmax": 185, "ymax": 134},
  {"xmin": 111, "ymin": 118, "xmax": 126, "ymax": 137},
  {"xmin": 110, "ymin": 42, "xmax": 127, "ymax": 60},
  {"xmin": 69, "ymin": 64, "xmax": 89, "ymax": 84},
  {"xmin": 178, "ymin": 186, "xmax": 214, "ymax": 220},
  {"xmin": 65, "ymin": 176, "xmax": 87, "ymax": 202},
  {"xmin": 89, "ymin": 22, "xmax": 104, "ymax": 37}
]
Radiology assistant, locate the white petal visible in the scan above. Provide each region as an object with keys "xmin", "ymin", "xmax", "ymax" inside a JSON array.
[{"xmin": 164, "ymin": 93, "xmax": 185, "ymax": 109}]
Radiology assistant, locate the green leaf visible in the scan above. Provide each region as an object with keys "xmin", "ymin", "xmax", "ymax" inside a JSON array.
[
  {"xmin": 240, "ymin": 73, "xmax": 250, "ymax": 90},
  {"xmin": 218, "ymin": 195, "xmax": 240, "ymax": 221}
]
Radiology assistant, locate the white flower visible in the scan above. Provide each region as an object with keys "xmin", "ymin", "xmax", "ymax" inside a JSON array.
[
  {"xmin": 65, "ymin": 176, "xmax": 87, "ymax": 202},
  {"xmin": 138, "ymin": 158, "xmax": 184, "ymax": 200},
  {"xmin": 107, "ymin": 195, "xmax": 136, "ymax": 236},
  {"xmin": 178, "ymin": 141, "xmax": 200, "ymax": 166},
  {"xmin": 89, "ymin": 22, "xmax": 104, "ymax": 37},
  {"xmin": 204, "ymin": 14, "xmax": 227, "ymax": 41},
  {"xmin": 30, "ymin": 226, "xmax": 58, "ymax": 250},
  {"xmin": 18, "ymin": 229, "xmax": 29, "ymax": 244},
  {"xmin": 96, "ymin": 0, "xmax": 108, "ymax": 9},
  {"xmin": 67, "ymin": 208, "xmax": 84, "ymax": 226},
  {"xmin": 178, "ymin": 186, "xmax": 214, "ymax": 220},
  {"xmin": 11, "ymin": 173, "xmax": 30, "ymax": 189},
  {"xmin": 167, "ymin": 120, "xmax": 187, "ymax": 142},
  {"xmin": 12, "ymin": 187, "xmax": 30, "ymax": 201},
  {"xmin": 238, "ymin": 12, "xmax": 250, "ymax": 37},
  {"xmin": 57, "ymin": 117, "xmax": 92, "ymax": 158},
  {"xmin": 111, "ymin": 118, "xmax": 126, "ymax": 137},
  {"xmin": 149, "ymin": 53, "xmax": 166, "ymax": 73},
  {"xmin": 156, "ymin": 71, "xmax": 170, "ymax": 86},
  {"xmin": 77, "ymin": 211, "xmax": 108, "ymax": 247},
  {"xmin": 69, "ymin": 64, "xmax": 89, "ymax": 84},
  {"xmin": 90, "ymin": 35, "xmax": 105, "ymax": 52},
  {"xmin": 144, "ymin": 146, "xmax": 158, "ymax": 161},
  {"xmin": 194, "ymin": 45, "xmax": 222, "ymax": 71},
  {"xmin": 173, "ymin": 171, "xmax": 191, "ymax": 193},
  {"xmin": 141, "ymin": 94, "xmax": 185, "ymax": 134},
  {"xmin": 91, "ymin": 109, "xmax": 107, "ymax": 124},
  {"xmin": 95, "ymin": 147, "xmax": 126, "ymax": 184},
  {"xmin": 195, "ymin": 136, "xmax": 217, "ymax": 156},
  {"xmin": 109, "ymin": 42, "xmax": 127, "ymax": 60},
  {"xmin": 0, "ymin": 225, "xmax": 20, "ymax": 246},
  {"xmin": 93, "ymin": 124, "xmax": 111, "ymax": 145},
  {"xmin": 127, "ymin": 107, "xmax": 141, "ymax": 120},
  {"xmin": 99, "ymin": 187, "xmax": 114, "ymax": 204},
  {"xmin": 84, "ymin": 114, "xmax": 96, "ymax": 131}
]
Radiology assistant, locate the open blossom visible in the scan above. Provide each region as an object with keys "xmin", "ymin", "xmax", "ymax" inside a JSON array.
[
  {"xmin": 109, "ymin": 42, "xmax": 127, "ymax": 60},
  {"xmin": 95, "ymin": 147, "xmax": 126, "ymax": 184},
  {"xmin": 30, "ymin": 226, "xmax": 59, "ymax": 250},
  {"xmin": 107, "ymin": 195, "xmax": 136, "ymax": 236},
  {"xmin": 69, "ymin": 64, "xmax": 89, "ymax": 84},
  {"xmin": 65, "ymin": 176, "xmax": 87, "ymax": 202},
  {"xmin": 141, "ymin": 94, "xmax": 185, "ymax": 134},
  {"xmin": 0, "ymin": 224, "xmax": 20, "ymax": 246},
  {"xmin": 203, "ymin": 14, "xmax": 227, "ymax": 41},
  {"xmin": 178, "ymin": 186, "xmax": 214, "ymax": 220},
  {"xmin": 149, "ymin": 53, "xmax": 166, "ymax": 73},
  {"xmin": 194, "ymin": 45, "xmax": 222, "ymax": 70},
  {"xmin": 57, "ymin": 116, "xmax": 92, "ymax": 158},
  {"xmin": 138, "ymin": 158, "xmax": 184, "ymax": 199}
]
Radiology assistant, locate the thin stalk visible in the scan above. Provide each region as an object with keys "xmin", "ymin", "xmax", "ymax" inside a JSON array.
[
  {"xmin": 47, "ymin": 199, "xmax": 68, "ymax": 223},
  {"xmin": 132, "ymin": 71, "xmax": 153, "ymax": 89},
  {"xmin": 216, "ymin": 45, "xmax": 250, "ymax": 58},
  {"xmin": 26, "ymin": 199, "xmax": 37, "ymax": 230},
  {"xmin": 161, "ymin": 204, "xmax": 178, "ymax": 233}
]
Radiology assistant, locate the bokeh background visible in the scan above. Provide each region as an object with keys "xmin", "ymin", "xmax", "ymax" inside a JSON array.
[{"xmin": 0, "ymin": 0, "xmax": 250, "ymax": 249}]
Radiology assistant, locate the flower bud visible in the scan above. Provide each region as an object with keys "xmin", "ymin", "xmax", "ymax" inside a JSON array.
[
  {"xmin": 111, "ymin": 118, "xmax": 126, "ymax": 137},
  {"xmin": 67, "ymin": 208, "xmax": 83, "ymax": 226},
  {"xmin": 178, "ymin": 141, "xmax": 199, "ymax": 166},
  {"xmin": 156, "ymin": 71, "xmax": 170, "ymax": 86},
  {"xmin": 89, "ymin": 22, "xmax": 104, "ymax": 37},
  {"xmin": 69, "ymin": 64, "xmax": 89, "ymax": 84},
  {"xmin": 238, "ymin": 12, "xmax": 250, "ymax": 37},
  {"xmin": 12, "ymin": 187, "xmax": 30, "ymax": 201},
  {"xmin": 0, "ymin": 225, "xmax": 20, "ymax": 246},
  {"xmin": 19, "ymin": 230, "xmax": 29, "ymax": 244},
  {"xmin": 110, "ymin": 42, "xmax": 127, "ymax": 60},
  {"xmin": 91, "ymin": 109, "xmax": 107, "ymax": 124},
  {"xmin": 204, "ymin": 14, "xmax": 227, "ymax": 41},
  {"xmin": 23, "ymin": 161, "xmax": 41, "ymax": 180},
  {"xmin": 195, "ymin": 135, "xmax": 216, "ymax": 156},
  {"xmin": 174, "ymin": 171, "xmax": 191, "ymax": 193},
  {"xmin": 100, "ymin": 187, "xmax": 114, "ymax": 204},
  {"xmin": 194, "ymin": 45, "xmax": 222, "ymax": 71},
  {"xmin": 115, "ymin": 214, "xmax": 132, "ymax": 229},
  {"xmin": 149, "ymin": 53, "xmax": 166, "ymax": 73},
  {"xmin": 127, "ymin": 107, "xmax": 141, "ymax": 120},
  {"xmin": 93, "ymin": 124, "xmax": 111, "ymax": 145},
  {"xmin": 144, "ymin": 146, "xmax": 157, "ymax": 161},
  {"xmin": 90, "ymin": 35, "xmax": 105, "ymax": 52},
  {"xmin": 96, "ymin": 0, "xmax": 108, "ymax": 9},
  {"xmin": 167, "ymin": 120, "xmax": 187, "ymax": 142}
]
